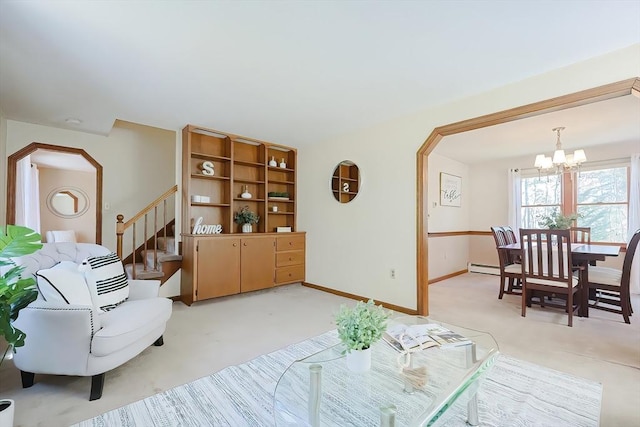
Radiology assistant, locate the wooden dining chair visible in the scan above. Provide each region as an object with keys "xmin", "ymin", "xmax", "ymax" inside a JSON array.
[
  {"xmin": 491, "ymin": 226, "xmax": 522, "ymax": 299},
  {"xmin": 570, "ymin": 227, "xmax": 592, "ymax": 244},
  {"xmin": 519, "ymin": 228, "xmax": 581, "ymax": 327},
  {"xmin": 587, "ymin": 229, "xmax": 640, "ymax": 324}
]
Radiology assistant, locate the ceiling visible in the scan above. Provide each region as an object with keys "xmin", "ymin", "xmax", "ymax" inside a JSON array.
[
  {"xmin": 1, "ymin": 1, "xmax": 639, "ymax": 151},
  {"xmin": 30, "ymin": 149, "xmax": 95, "ymax": 172}
]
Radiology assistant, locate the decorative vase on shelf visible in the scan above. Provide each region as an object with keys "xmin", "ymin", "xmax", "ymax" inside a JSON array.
[
  {"xmin": 240, "ymin": 185, "xmax": 252, "ymax": 199},
  {"xmin": 241, "ymin": 223, "xmax": 252, "ymax": 233},
  {"xmin": 279, "ymin": 158, "xmax": 287, "ymax": 168},
  {"xmin": 269, "ymin": 156, "xmax": 277, "ymax": 167},
  {"xmin": 346, "ymin": 348, "xmax": 371, "ymax": 373}
]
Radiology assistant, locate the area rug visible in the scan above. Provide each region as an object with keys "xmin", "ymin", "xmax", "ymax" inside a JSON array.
[{"xmin": 72, "ymin": 330, "xmax": 601, "ymax": 427}]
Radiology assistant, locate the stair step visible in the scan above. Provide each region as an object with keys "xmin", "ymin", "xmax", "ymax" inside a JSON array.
[
  {"xmin": 156, "ymin": 236, "xmax": 176, "ymax": 254},
  {"xmin": 125, "ymin": 263, "xmax": 164, "ymax": 280}
]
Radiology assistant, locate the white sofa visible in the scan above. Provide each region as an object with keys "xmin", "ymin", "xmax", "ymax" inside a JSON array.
[{"xmin": 12, "ymin": 243, "xmax": 173, "ymax": 400}]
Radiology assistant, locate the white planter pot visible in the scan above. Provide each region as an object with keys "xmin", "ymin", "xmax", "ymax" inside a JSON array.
[
  {"xmin": 346, "ymin": 347, "xmax": 371, "ymax": 373},
  {"xmin": 241, "ymin": 223, "xmax": 252, "ymax": 233},
  {"xmin": 0, "ymin": 399, "xmax": 14, "ymax": 427}
]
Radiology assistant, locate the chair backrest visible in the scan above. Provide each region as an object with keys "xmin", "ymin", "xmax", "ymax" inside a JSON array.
[
  {"xmin": 503, "ymin": 226, "xmax": 518, "ymax": 244},
  {"xmin": 519, "ymin": 228, "xmax": 573, "ymax": 285},
  {"xmin": 45, "ymin": 230, "xmax": 77, "ymax": 243},
  {"xmin": 490, "ymin": 226, "xmax": 507, "ymax": 248},
  {"xmin": 570, "ymin": 227, "xmax": 591, "ymax": 244},
  {"xmin": 621, "ymin": 229, "xmax": 640, "ymax": 288}
]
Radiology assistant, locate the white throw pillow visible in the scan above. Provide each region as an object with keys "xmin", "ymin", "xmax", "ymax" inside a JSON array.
[
  {"xmin": 80, "ymin": 253, "xmax": 129, "ymax": 312},
  {"xmin": 36, "ymin": 261, "xmax": 93, "ymax": 306}
]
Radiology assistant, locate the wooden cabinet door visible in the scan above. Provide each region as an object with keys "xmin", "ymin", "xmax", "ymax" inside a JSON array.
[
  {"xmin": 196, "ymin": 238, "xmax": 240, "ymax": 300},
  {"xmin": 240, "ymin": 237, "xmax": 275, "ymax": 292}
]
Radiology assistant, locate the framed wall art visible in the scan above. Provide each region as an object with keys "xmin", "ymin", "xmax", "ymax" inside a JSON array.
[{"xmin": 440, "ymin": 172, "xmax": 461, "ymax": 207}]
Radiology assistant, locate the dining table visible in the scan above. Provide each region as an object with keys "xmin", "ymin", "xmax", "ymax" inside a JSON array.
[{"xmin": 498, "ymin": 242, "xmax": 621, "ymax": 317}]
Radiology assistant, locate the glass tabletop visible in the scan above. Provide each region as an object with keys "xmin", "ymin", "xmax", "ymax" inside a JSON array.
[{"xmin": 273, "ymin": 316, "xmax": 499, "ymax": 426}]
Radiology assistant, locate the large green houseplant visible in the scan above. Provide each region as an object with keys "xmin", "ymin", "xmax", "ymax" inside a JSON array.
[{"xmin": 0, "ymin": 225, "xmax": 42, "ymax": 365}]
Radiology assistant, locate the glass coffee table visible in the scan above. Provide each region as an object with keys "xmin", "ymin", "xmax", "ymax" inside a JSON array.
[{"xmin": 273, "ymin": 316, "xmax": 499, "ymax": 426}]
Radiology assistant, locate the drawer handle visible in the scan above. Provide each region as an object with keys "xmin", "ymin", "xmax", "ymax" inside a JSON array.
[
  {"xmin": 233, "ymin": 243, "xmax": 237, "ymax": 247},
  {"xmin": 243, "ymin": 242, "xmax": 247, "ymax": 246},
  {"xmin": 289, "ymin": 257, "xmax": 292, "ymax": 261},
  {"xmin": 289, "ymin": 242, "xmax": 292, "ymax": 245}
]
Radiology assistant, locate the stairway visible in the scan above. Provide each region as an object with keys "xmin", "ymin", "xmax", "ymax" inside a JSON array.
[{"xmin": 125, "ymin": 235, "xmax": 182, "ymax": 283}]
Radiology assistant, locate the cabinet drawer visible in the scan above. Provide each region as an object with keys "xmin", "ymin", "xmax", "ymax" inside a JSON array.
[
  {"xmin": 275, "ymin": 265, "xmax": 305, "ymax": 284},
  {"xmin": 276, "ymin": 235, "xmax": 305, "ymax": 251},
  {"xmin": 276, "ymin": 250, "xmax": 304, "ymax": 267}
]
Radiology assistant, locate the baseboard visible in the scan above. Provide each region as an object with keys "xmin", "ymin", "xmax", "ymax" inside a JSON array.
[
  {"xmin": 467, "ymin": 263, "xmax": 500, "ymax": 276},
  {"xmin": 302, "ymin": 282, "xmax": 418, "ymax": 315},
  {"xmin": 428, "ymin": 269, "xmax": 468, "ymax": 285}
]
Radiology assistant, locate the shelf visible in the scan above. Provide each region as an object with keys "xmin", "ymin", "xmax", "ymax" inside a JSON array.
[
  {"xmin": 191, "ymin": 152, "xmax": 231, "ymax": 162},
  {"xmin": 332, "ymin": 190, "xmax": 358, "ymax": 195},
  {"xmin": 192, "ymin": 202, "xmax": 230, "ymax": 207},
  {"xmin": 268, "ymin": 198, "xmax": 294, "ymax": 203},
  {"xmin": 233, "ymin": 198, "xmax": 265, "ymax": 202},
  {"xmin": 191, "ymin": 174, "xmax": 230, "ymax": 181},
  {"xmin": 269, "ymin": 212, "xmax": 294, "ymax": 215},
  {"xmin": 234, "ymin": 159, "xmax": 264, "ymax": 167},
  {"xmin": 234, "ymin": 178, "xmax": 266, "ymax": 184},
  {"xmin": 268, "ymin": 166, "xmax": 294, "ymax": 172},
  {"xmin": 269, "ymin": 179, "xmax": 295, "ymax": 185}
]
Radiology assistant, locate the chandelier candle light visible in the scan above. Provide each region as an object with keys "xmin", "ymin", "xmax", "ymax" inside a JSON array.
[{"xmin": 534, "ymin": 127, "xmax": 587, "ymax": 175}]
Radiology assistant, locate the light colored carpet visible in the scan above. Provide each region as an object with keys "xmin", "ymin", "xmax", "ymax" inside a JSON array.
[{"xmin": 72, "ymin": 330, "xmax": 601, "ymax": 427}]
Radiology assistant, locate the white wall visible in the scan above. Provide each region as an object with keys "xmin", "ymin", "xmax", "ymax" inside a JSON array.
[
  {"xmin": 299, "ymin": 44, "xmax": 640, "ymax": 311},
  {"xmin": 3, "ymin": 119, "xmax": 176, "ymax": 251},
  {"xmin": 0, "ymin": 113, "xmax": 6, "ymax": 227}
]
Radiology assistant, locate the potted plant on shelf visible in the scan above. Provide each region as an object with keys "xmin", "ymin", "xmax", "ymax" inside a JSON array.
[
  {"xmin": 234, "ymin": 206, "xmax": 260, "ymax": 233},
  {"xmin": 335, "ymin": 299, "xmax": 389, "ymax": 373},
  {"xmin": 539, "ymin": 212, "xmax": 581, "ymax": 229},
  {"xmin": 0, "ymin": 225, "xmax": 42, "ymax": 427}
]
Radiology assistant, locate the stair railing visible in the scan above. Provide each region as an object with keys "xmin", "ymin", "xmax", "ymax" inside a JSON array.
[{"xmin": 116, "ymin": 185, "xmax": 178, "ymax": 279}]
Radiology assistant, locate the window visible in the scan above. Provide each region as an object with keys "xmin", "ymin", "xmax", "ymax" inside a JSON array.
[
  {"xmin": 519, "ymin": 165, "xmax": 629, "ymax": 243},
  {"xmin": 576, "ymin": 167, "xmax": 628, "ymax": 243},
  {"xmin": 521, "ymin": 174, "xmax": 561, "ymax": 229}
]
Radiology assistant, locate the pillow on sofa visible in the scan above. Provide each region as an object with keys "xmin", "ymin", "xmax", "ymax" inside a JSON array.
[
  {"xmin": 80, "ymin": 253, "xmax": 129, "ymax": 312},
  {"xmin": 36, "ymin": 261, "xmax": 93, "ymax": 306}
]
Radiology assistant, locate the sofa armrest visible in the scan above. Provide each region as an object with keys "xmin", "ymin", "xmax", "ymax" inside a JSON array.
[
  {"xmin": 128, "ymin": 279, "xmax": 161, "ymax": 300},
  {"xmin": 12, "ymin": 302, "xmax": 97, "ymax": 375}
]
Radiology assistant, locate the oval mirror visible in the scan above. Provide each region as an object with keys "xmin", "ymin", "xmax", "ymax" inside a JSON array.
[
  {"xmin": 46, "ymin": 186, "xmax": 90, "ymax": 218},
  {"xmin": 331, "ymin": 160, "xmax": 360, "ymax": 203}
]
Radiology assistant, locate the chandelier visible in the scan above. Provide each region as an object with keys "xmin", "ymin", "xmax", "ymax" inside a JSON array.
[{"xmin": 534, "ymin": 127, "xmax": 586, "ymax": 174}]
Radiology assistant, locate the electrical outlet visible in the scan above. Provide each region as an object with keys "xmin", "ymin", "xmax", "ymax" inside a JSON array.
[{"xmin": 390, "ymin": 268, "xmax": 396, "ymax": 279}]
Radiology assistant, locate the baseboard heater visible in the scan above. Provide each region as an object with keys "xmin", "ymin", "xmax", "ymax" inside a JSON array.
[{"xmin": 467, "ymin": 263, "xmax": 500, "ymax": 276}]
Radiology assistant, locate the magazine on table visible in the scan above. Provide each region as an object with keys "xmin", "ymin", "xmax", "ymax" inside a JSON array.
[{"xmin": 383, "ymin": 322, "xmax": 472, "ymax": 352}]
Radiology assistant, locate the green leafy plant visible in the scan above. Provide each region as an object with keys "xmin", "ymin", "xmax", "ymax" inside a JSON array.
[
  {"xmin": 234, "ymin": 206, "xmax": 260, "ymax": 225},
  {"xmin": 335, "ymin": 299, "xmax": 389, "ymax": 352},
  {"xmin": 539, "ymin": 212, "xmax": 581, "ymax": 229},
  {"xmin": 0, "ymin": 225, "xmax": 43, "ymax": 365}
]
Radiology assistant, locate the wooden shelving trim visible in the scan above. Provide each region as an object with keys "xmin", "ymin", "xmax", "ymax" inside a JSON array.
[
  {"xmin": 332, "ymin": 190, "xmax": 358, "ymax": 195},
  {"xmin": 191, "ymin": 174, "xmax": 230, "ymax": 181},
  {"xmin": 268, "ymin": 212, "xmax": 295, "ymax": 215},
  {"xmin": 191, "ymin": 152, "xmax": 231, "ymax": 161},
  {"xmin": 233, "ymin": 198, "xmax": 266, "ymax": 202}
]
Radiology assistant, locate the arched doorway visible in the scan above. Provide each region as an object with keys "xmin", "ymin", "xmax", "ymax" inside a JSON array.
[
  {"xmin": 7, "ymin": 142, "xmax": 103, "ymax": 244},
  {"xmin": 416, "ymin": 77, "xmax": 640, "ymax": 315}
]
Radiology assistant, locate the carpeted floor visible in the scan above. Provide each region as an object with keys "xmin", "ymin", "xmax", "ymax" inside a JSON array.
[{"xmin": 73, "ymin": 330, "xmax": 601, "ymax": 427}]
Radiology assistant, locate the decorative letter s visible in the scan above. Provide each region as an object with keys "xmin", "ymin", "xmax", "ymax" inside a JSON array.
[{"xmin": 202, "ymin": 161, "xmax": 214, "ymax": 176}]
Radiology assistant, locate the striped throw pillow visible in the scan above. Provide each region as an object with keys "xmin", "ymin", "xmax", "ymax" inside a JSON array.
[{"xmin": 80, "ymin": 253, "xmax": 129, "ymax": 312}]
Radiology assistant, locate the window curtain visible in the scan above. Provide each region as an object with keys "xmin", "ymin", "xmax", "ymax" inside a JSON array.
[
  {"xmin": 507, "ymin": 168, "xmax": 521, "ymax": 235},
  {"xmin": 629, "ymin": 153, "xmax": 639, "ymax": 294},
  {"xmin": 15, "ymin": 156, "xmax": 41, "ymax": 233}
]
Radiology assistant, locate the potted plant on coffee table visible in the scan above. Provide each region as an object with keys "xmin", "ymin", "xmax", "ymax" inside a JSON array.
[
  {"xmin": 0, "ymin": 225, "xmax": 42, "ymax": 427},
  {"xmin": 335, "ymin": 299, "xmax": 389, "ymax": 372},
  {"xmin": 234, "ymin": 206, "xmax": 260, "ymax": 233}
]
